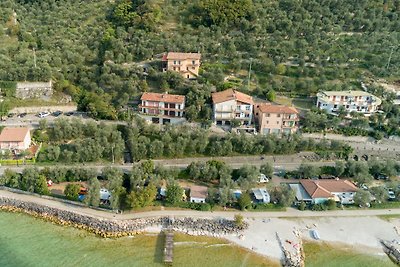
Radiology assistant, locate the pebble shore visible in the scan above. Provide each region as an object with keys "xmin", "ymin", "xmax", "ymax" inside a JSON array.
[{"xmin": 0, "ymin": 197, "xmax": 248, "ymax": 238}]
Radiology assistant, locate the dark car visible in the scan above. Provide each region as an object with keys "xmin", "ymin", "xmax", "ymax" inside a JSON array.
[
  {"xmin": 7, "ymin": 113, "xmax": 15, "ymax": 118},
  {"xmin": 375, "ymin": 174, "xmax": 389, "ymax": 180},
  {"xmin": 65, "ymin": 111, "xmax": 74, "ymax": 116},
  {"xmin": 52, "ymin": 110, "xmax": 63, "ymax": 117}
]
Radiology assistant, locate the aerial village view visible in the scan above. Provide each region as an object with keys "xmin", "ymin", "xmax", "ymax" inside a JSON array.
[{"xmin": 0, "ymin": 1, "xmax": 400, "ymax": 267}]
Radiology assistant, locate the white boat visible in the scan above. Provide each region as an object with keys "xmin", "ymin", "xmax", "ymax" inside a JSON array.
[{"xmin": 311, "ymin": 229, "xmax": 320, "ymax": 240}]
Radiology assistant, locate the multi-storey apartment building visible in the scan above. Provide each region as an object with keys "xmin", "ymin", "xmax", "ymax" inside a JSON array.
[
  {"xmin": 316, "ymin": 90, "xmax": 382, "ymax": 115},
  {"xmin": 254, "ymin": 103, "xmax": 299, "ymax": 135},
  {"xmin": 211, "ymin": 89, "xmax": 253, "ymax": 126},
  {"xmin": 162, "ymin": 52, "xmax": 201, "ymax": 79},
  {"xmin": 139, "ymin": 92, "xmax": 185, "ymax": 124}
]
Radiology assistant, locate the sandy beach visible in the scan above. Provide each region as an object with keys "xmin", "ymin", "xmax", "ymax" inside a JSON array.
[{"xmin": 224, "ymin": 216, "xmax": 400, "ymax": 261}]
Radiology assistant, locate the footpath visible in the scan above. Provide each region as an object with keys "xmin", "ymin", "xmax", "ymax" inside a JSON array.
[{"xmin": 1, "ymin": 189, "xmax": 400, "ymax": 221}]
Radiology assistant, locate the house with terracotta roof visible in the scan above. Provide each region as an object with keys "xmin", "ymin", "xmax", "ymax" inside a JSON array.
[
  {"xmin": 189, "ymin": 185, "xmax": 208, "ymax": 203},
  {"xmin": 290, "ymin": 179, "xmax": 358, "ymax": 204},
  {"xmin": 162, "ymin": 52, "xmax": 201, "ymax": 79},
  {"xmin": 0, "ymin": 127, "xmax": 31, "ymax": 152},
  {"xmin": 211, "ymin": 89, "xmax": 254, "ymax": 126},
  {"xmin": 254, "ymin": 103, "xmax": 299, "ymax": 135},
  {"xmin": 139, "ymin": 92, "xmax": 186, "ymax": 124}
]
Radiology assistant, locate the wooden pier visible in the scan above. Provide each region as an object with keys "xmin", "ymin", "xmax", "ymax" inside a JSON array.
[{"xmin": 164, "ymin": 230, "xmax": 174, "ymax": 264}]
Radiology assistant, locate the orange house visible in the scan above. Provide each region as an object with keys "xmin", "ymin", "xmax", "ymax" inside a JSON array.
[{"xmin": 162, "ymin": 52, "xmax": 201, "ymax": 79}]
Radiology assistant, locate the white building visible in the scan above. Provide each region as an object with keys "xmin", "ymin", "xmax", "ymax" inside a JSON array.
[
  {"xmin": 139, "ymin": 92, "xmax": 186, "ymax": 124},
  {"xmin": 0, "ymin": 127, "xmax": 31, "ymax": 153},
  {"xmin": 251, "ymin": 188, "xmax": 270, "ymax": 203},
  {"xmin": 316, "ymin": 90, "xmax": 381, "ymax": 115},
  {"xmin": 189, "ymin": 185, "xmax": 208, "ymax": 203},
  {"xmin": 211, "ymin": 89, "xmax": 253, "ymax": 126}
]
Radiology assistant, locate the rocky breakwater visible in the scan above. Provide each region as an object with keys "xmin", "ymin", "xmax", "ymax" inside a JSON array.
[{"xmin": 0, "ymin": 197, "xmax": 248, "ymax": 238}]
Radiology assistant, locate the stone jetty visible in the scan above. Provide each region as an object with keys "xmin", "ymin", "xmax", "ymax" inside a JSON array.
[
  {"xmin": 0, "ymin": 197, "xmax": 248, "ymax": 238},
  {"xmin": 381, "ymin": 240, "xmax": 400, "ymax": 265}
]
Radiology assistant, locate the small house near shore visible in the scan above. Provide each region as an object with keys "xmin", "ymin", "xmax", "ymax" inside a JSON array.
[
  {"xmin": 0, "ymin": 127, "xmax": 31, "ymax": 153},
  {"xmin": 290, "ymin": 179, "xmax": 358, "ymax": 204},
  {"xmin": 189, "ymin": 185, "xmax": 208, "ymax": 203}
]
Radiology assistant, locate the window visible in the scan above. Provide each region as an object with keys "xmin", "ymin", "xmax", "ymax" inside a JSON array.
[
  {"xmin": 186, "ymin": 67, "xmax": 189, "ymax": 70},
  {"xmin": 267, "ymin": 113, "xmax": 270, "ymax": 117},
  {"xmin": 334, "ymin": 104, "xmax": 338, "ymax": 108},
  {"xmin": 266, "ymin": 120, "xmax": 269, "ymax": 124},
  {"xmin": 246, "ymin": 106, "xmax": 250, "ymax": 111},
  {"xmin": 277, "ymin": 121, "xmax": 279, "ymax": 124},
  {"xmin": 245, "ymin": 114, "xmax": 250, "ymax": 118},
  {"xmin": 178, "ymin": 60, "xmax": 181, "ymax": 64},
  {"xmin": 192, "ymin": 67, "xmax": 195, "ymax": 70},
  {"xmin": 277, "ymin": 113, "xmax": 281, "ymax": 117},
  {"xmin": 174, "ymin": 60, "xmax": 177, "ymax": 64},
  {"xmin": 237, "ymin": 105, "xmax": 241, "ymax": 110},
  {"xmin": 173, "ymin": 67, "xmax": 176, "ymax": 71},
  {"xmin": 192, "ymin": 60, "xmax": 195, "ymax": 65}
]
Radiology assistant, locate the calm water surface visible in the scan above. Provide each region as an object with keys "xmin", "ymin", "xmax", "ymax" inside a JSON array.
[{"xmin": 0, "ymin": 212, "xmax": 276, "ymax": 267}]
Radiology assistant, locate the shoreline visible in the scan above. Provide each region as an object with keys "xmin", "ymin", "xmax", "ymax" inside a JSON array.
[{"xmin": 0, "ymin": 197, "xmax": 246, "ymax": 238}]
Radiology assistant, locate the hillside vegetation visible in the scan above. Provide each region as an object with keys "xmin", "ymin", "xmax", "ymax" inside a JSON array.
[{"xmin": 0, "ymin": 0, "xmax": 399, "ymax": 118}]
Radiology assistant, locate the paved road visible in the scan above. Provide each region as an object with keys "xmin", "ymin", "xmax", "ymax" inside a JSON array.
[
  {"xmin": 1, "ymin": 189, "xmax": 399, "ymax": 221},
  {"xmin": 0, "ymin": 152, "xmax": 335, "ymax": 175}
]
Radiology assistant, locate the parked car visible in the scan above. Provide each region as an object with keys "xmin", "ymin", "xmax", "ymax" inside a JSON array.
[
  {"xmin": 375, "ymin": 174, "xmax": 389, "ymax": 180},
  {"xmin": 360, "ymin": 184, "xmax": 369, "ymax": 190},
  {"xmin": 65, "ymin": 111, "xmax": 74, "ymax": 116},
  {"xmin": 52, "ymin": 110, "xmax": 63, "ymax": 117},
  {"xmin": 388, "ymin": 189, "xmax": 396, "ymax": 200},
  {"xmin": 7, "ymin": 113, "xmax": 15, "ymax": 118},
  {"xmin": 38, "ymin": 111, "xmax": 50, "ymax": 118},
  {"xmin": 17, "ymin": 113, "xmax": 27, "ymax": 118}
]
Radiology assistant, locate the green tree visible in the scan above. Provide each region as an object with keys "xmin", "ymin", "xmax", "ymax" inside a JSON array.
[
  {"xmin": 325, "ymin": 199, "xmax": 336, "ymax": 210},
  {"xmin": 369, "ymin": 186, "xmax": 388, "ymax": 203},
  {"xmin": 266, "ymin": 90, "xmax": 276, "ymax": 102},
  {"xmin": 166, "ymin": 183, "xmax": 183, "ymax": 205},
  {"xmin": 234, "ymin": 214, "xmax": 244, "ymax": 227},
  {"xmin": 64, "ymin": 184, "xmax": 81, "ymax": 200},
  {"xmin": 354, "ymin": 190, "xmax": 372, "ymax": 207},
  {"xmin": 238, "ymin": 192, "xmax": 252, "ymax": 210},
  {"xmin": 84, "ymin": 177, "xmax": 101, "ymax": 206},
  {"xmin": 260, "ymin": 163, "xmax": 273, "ymax": 178},
  {"xmin": 270, "ymin": 185, "xmax": 295, "ymax": 207}
]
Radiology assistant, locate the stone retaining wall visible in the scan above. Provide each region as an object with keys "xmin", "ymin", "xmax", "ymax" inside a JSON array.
[{"xmin": 0, "ymin": 197, "xmax": 248, "ymax": 238}]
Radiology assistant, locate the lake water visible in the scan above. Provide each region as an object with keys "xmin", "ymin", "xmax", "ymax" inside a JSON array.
[{"xmin": 0, "ymin": 211, "xmax": 396, "ymax": 267}]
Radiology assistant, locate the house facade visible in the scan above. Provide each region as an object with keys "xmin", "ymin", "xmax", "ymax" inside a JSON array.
[
  {"xmin": 316, "ymin": 90, "xmax": 382, "ymax": 115},
  {"xmin": 189, "ymin": 185, "xmax": 208, "ymax": 203},
  {"xmin": 162, "ymin": 52, "xmax": 201, "ymax": 79},
  {"xmin": 212, "ymin": 89, "xmax": 253, "ymax": 126},
  {"xmin": 139, "ymin": 92, "xmax": 186, "ymax": 124},
  {"xmin": 254, "ymin": 103, "xmax": 299, "ymax": 135},
  {"xmin": 292, "ymin": 179, "xmax": 358, "ymax": 204},
  {"xmin": 0, "ymin": 127, "xmax": 31, "ymax": 152},
  {"xmin": 16, "ymin": 81, "xmax": 53, "ymax": 99}
]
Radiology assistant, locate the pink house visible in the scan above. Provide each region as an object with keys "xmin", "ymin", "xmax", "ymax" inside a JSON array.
[
  {"xmin": 0, "ymin": 127, "xmax": 31, "ymax": 152},
  {"xmin": 254, "ymin": 103, "xmax": 299, "ymax": 135}
]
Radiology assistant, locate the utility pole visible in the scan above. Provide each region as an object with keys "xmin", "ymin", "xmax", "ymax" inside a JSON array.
[
  {"xmin": 386, "ymin": 46, "xmax": 395, "ymax": 69},
  {"xmin": 247, "ymin": 58, "xmax": 252, "ymax": 90}
]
